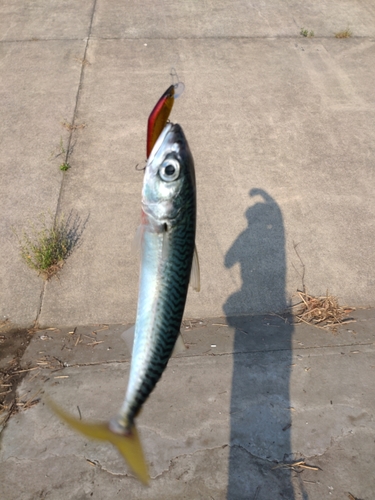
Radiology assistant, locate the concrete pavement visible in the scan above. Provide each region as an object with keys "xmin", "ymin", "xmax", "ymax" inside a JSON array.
[
  {"xmin": 1, "ymin": 1, "xmax": 375, "ymax": 499},
  {"xmin": 1, "ymin": 1, "xmax": 375, "ymax": 327},
  {"xmin": 1, "ymin": 309, "xmax": 375, "ymax": 499}
]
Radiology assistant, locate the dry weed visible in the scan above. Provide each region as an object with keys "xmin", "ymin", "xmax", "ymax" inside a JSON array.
[
  {"xmin": 335, "ymin": 28, "xmax": 352, "ymax": 38},
  {"xmin": 61, "ymin": 121, "xmax": 86, "ymax": 131},
  {"xmin": 273, "ymin": 459, "xmax": 321, "ymax": 472},
  {"xmin": 293, "ymin": 290, "xmax": 355, "ymax": 330}
]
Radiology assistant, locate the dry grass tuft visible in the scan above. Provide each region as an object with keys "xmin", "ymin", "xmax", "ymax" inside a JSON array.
[
  {"xmin": 61, "ymin": 121, "xmax": 86, "ymax": 132},
  {"xmin": 16, "ymin": 214, "xmax": 70, "ymax": 280},
  {"xmin": 335, "ymin": 28, "xmax": 352, "ymax": 38},
  {"xmin": 293, "ymin": 290, "xmax": 355, "ymax": 330},
  {"xmin": 15, "ymin": 212, "xmax": 86, "ymax": 280}
]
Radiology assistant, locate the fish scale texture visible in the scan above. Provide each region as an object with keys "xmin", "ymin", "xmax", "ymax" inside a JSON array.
[{"xmin": 128, "ymin": 210, "xmax": 196, "ymax": 422}]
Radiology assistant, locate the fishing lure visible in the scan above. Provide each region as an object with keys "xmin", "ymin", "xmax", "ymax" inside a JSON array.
[
  {"xmin": 146, "ymin": 81, "xmax": 185, "ymax": 158},
  {"xmin": 147, "ymin": 85, "xmax": 174, "ymax": 158}
]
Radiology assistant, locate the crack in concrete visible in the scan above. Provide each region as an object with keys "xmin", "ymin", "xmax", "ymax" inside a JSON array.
[
  {"xmin": 87, "ymin": 443, "xmax": 293, "ymax": 482},
  {"xmin": 54, "ymin": 5, "xmax": 97, "ymax": 219},
  {"xmin": 151, "ymin": 444, "xmax": 230, "ymax": 480},
  {"xmin": 34, "ymin": 281, "xmax": 47, "ymax": 326},
  {"xmin": 148, "ymin": 442, "xmax": 303, "ymax": 481},
  {"xmin": 24, "ymin": 337, "xmax": 375, "ymax": 373},
  {"xmin": 1, "ymin": 35, "xmax": 373, "ymax": 45},
  {"xmin": 35, "ymin": 0, "xmax": 98, "ymax": 327},
  {"xmin": 82, "ymin": 445, "xmax": 231, "ymax": 480},
  {"xmin": 231, "ymin": 442, "xmax": 280, "ymax": 465},
  {"xmin": 84, "ymin": 457, "xmax": 132, "ymax": 478},
  {"xmin": 177, "ymin": 341, "xmax": 375, "ymax": 359},
  {"xmin": 23, "ymin": 359, "xmax": 130, "ymax": 372},
  {"xmin": 60, "ymin": 359, "xmax": 129, "ymax": 368},
  {"xmin": 291, "ymin": 425, "xmax": 375, "ymax": 464}
]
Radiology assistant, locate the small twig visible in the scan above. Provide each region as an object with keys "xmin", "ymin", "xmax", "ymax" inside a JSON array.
[
  {"xmin": 27, "ymin": 370, "xmax": 41, "ymax": 383},
  {"xmin": 0, "ymin": 400, "xmax": 16, "ymax": 426},
  {"xmin": 92, "ymin": 325, "xmax": 109, "ymax": 333},
  {"xmin": 253, "ymin": 485, "xmax": 261, "ymax": 500},
  {"xmin": 235, "ymin": 327, "xmax": 248, "ymax": 335},
  {"xmin": 271, "ymin": 313, "xmax": 291, "ymax": 323},
  {"xmin": 294, "ymin": 315, "xmax": 328, "ymax": 330},
  {"xmin": 322, "ymin": 319, "xmax": 356, "ymax": 327},
  {"xmin": 13, "ymin": 367, "xmax": 39, "ymax": 374},
  {"xmin": 17, "ymin": 389, "xmax": 42, "ymax": 410},
  {"xmin": 273, "ymin": 459, "xmax": 321, "ymax": 471},
  {"xmin": 348, "ymin": 493, "xmax": 363, "ymax": 500},
  {"xmin": 293, "ymin": 241, "xmax": 306, "ymax": 292}
]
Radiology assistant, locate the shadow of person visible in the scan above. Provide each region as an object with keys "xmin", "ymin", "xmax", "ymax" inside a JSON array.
[
  {"xmin": 224, "ymin": 188, "xmax": 286, "ymax": 316},
  {"xmin": 223, "ymin": 189, "xmax": 301, "ymax": 499}
]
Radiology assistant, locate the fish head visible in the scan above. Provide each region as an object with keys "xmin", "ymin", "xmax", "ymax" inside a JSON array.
[{"xmin": 142, "ymin": 123, "xmax": 195, "ymax": 223}]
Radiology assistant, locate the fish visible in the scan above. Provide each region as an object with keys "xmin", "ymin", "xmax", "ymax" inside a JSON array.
[{"xmin": 48, "ymin": 87, "xmax": 199, "ymax": 485}]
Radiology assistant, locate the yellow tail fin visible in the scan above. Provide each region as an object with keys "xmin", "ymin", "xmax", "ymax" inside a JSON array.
[{"xmin": 47, "ymin": 398, "xmax": 149, "ymax": 485}]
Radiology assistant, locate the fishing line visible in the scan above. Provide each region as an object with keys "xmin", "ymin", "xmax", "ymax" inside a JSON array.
[{"xmin": 170, "ymin": 67, "xmax": 185, "ymax": 99}]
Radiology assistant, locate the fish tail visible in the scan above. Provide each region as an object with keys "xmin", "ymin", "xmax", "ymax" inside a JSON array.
[{"xmin": 47, "ymin": 398, "xmax": 149, "ymax": 485}]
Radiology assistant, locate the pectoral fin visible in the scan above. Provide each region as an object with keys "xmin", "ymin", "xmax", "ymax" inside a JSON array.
[
  {"xmin": 121, "ymin": 324, "xmax": 135, "ymax": 352},
  {"xmin": 131, "ymin": 225, "xmax": 146, "ymax": 254},
  {"xmin": 172, "ymin": 332, "xmax": 186, "ymax": 355},
  {"xmin": 190, "ymin": 245, "xmax": 200, "ymax": 292}
]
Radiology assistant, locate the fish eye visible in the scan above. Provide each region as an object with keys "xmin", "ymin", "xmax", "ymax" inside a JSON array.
[{"xmin": 159, "ymin": 159, "xmax": 180, "ymax": 182}]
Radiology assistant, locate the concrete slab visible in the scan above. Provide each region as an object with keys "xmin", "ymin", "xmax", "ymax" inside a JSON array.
[
  {"xmin": 1, "ymin": 310, "xmax": 374, "ymax": 499},
  {"xmin": 37, "ymin": 35, "xmax": 375, "ymax": 326},
  {"xmin": 0, "ymin": 1, "xmax": 94, "ymax": 41},
  {"xmin": 1, "ymin": 2, "xmax": 375, "ymax": 499},
  {"xmin": 91, "ymin": 0, "xmax": 375, "ymax": 38},
  {"xmin": 0, "ymin": 40, "xmax": 87, "ymax": 327}
]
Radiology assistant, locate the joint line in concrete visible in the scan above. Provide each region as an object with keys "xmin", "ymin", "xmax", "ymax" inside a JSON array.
[{"xmin": 54, "ymin": 0, "xmax": 98, "ymax": 221}]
